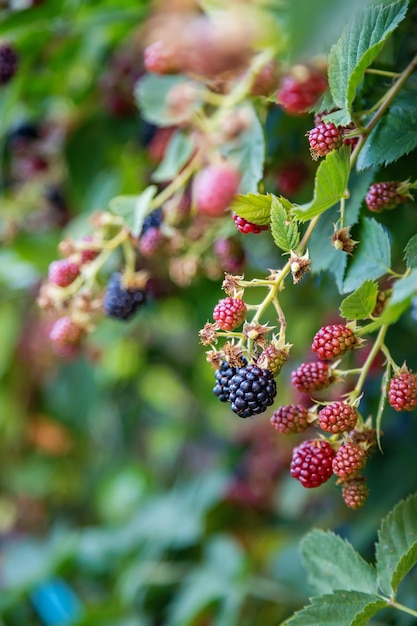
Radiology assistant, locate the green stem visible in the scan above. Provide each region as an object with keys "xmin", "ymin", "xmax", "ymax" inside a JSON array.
[
  {"xmin": 365, "ymin": 68, "xmax": 401, "ymax": 78},
  {"xmin": 149, "ymin": 150, "xmax": 202, "ymax": 210},
  {"xmin": 387, "ymin": 600, "xmax": 417, "ymax": 619},
  {"xmin": 349, "ymin": 325, "xmax": 388, "ymax": 402},
  {"xmin": 351, "ymin": 52, "xmax": 417, "ymax": 168}
]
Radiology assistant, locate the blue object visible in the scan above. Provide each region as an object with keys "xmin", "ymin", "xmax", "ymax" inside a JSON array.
[{"xmin": 31, "ymin": 579, "xmax": 83, "ymax": 626}]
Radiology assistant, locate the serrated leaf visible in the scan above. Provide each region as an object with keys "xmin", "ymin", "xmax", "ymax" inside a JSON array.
[
  {"xmin": 109, "ymin": 186, "xmax": 158, "ymax": 237},
  {"xmin": 151, "ymin": 130, "xmax": 194, "ymax": 183},
  {"xmin": 283, "ymin": 591, "xmax": 386, "ymax": 626},
  {"xmin": 340, "ymin": 280, "xmax": 378, "ymax": 320},
  {"xmin": 221, "ymin": 104, "xmax": 265, "ymax": 194},
  {"xmin": 135, "ymin": 74, "xmax": 202, "ymax": 127},
  {"xmin": 308, "ymin": 169, "xmax": 374, "ymax": 293},
  {"xmin": 291, "ymin": 146, "xmax": 350, "ymax": 222},
  {"xmin": 343, "ymin": 218, "xmax": 391, "ymax": 293},
  {"xmin": 357, "ymin": 99, "xmax": 417, "ymax": 170},
  {"xmin": 230, "ymin": 193, "xmax": 272, "ymax": 226},
  {"xmin": 300, "ymin": 530, "xmax": 377, "ymax": 596},
  {"xmin": 376, "ymin": 492, "xmax": 417, "ymax": 596},
  {"xmin": 329, "ymin": 0, "xmax": 408, "ymax": 121},
  {"xmin": 404, "ymin": 234, "xmax": 417, "ymax": 269},
  {"xmin": 270, "ymin": 196, "xmax": 300, "ymax": 252}
]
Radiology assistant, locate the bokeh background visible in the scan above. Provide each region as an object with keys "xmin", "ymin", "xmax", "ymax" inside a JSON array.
[{"xmin": 1, "ymin": 1, "xmax": 417, "ymax": 624}]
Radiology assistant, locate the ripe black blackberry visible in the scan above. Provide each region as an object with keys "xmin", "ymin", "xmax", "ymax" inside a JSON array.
[
  {"xmin": 0, "ymin": 43, "xmax": 18, "ymax": 85},
  {"xmin": 213, "ymin": 360, "xmax": 238, "ymax": 402},
  {"xmin": 228, "ymin": 364, "xmax": 277, "ymax": 418},
  {"xmin": 141, "ymin": 208, "xmax": 163, "ymax": 235},
  {"xmin": 103, "ymin": 272, "xmax": 147, "ymax": 321}
]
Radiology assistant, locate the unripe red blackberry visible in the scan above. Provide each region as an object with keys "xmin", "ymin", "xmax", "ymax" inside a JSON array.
[
  {"xmin": 250, "ymin": 60, "xmax": 279, "ymax": 96},
  {"xmin": 213, "ymin": 238, "xmax": 245, "ymax": 274},
  {"xmin": 332, "ymin": 443, "xmax": 366, "ymax": 481},
  {"xmin": 257, "ymin": 345, "xmax": 289, "ymax": 376},
  {"xmin": 276, "ymin": 161, "xmax": 309, "ymax": 197},
  {"xmin": 312, "ymin": 324, "xmax": 357, "ymax": 360},
  {"xmin": 228, "ymin": 364, "xmax": 277, "ymax": 418},
  {"xmin": 276, "ymin": 66, "xmax": 327, "ymax": 116},
  {"xmin": 0, "ymin": 43, "xmax": 19, "ymax": 85},
  {"xmin": 388, "ymin": 369, "xmax": 417, "ymax": 411},
  {"xmin": 48, "ymin": 259, "xmax": 80, "ymax": 287},
  {"xmin": 291, "ymin": 361, "xmax": 334, "ymax": 394},
  {"xmin": 318, "ymin": 402, "xmax": 358, "ymax": 434},
  {"xmin": 79, "ymin": 236, "xmax": 100, "ymax": 264},
  {"xmin": 213, "ymin": 297, "xmax": 247, "ymax": 331},
  {"xmin": 307, "ymin": 122, "xmax": 343, "ymax": 159},
  {"xmin": 232, "ymin": 213, "xmax": 269, "ymax": 234},
  {"xmin": 365, "ymin": 181, "xmax": 408, "ymax": 212},
  {"xmin": 342, "ymin": 479, "xmax": 369, "ymax": 509},
  {"xmin": 270, "ymin": 404, "xmax": 309, "ymax": 434},
  {"xmin": 137, "ymin": 227, "xmax": 163, "ymax": 258},
  {"xmin": 143, "ymin": 40, "xmax": 181, "ymax": 75},
  {"xmin": 290, "ymin": 439, "xmax": 335, "ymax": 488},
  {"xmin": 49, "ymin": 316, "xmax": 82, "ymax": 348},
  {"xmin": 194, "ymin": 163, "xmax": 240, "ymax": 217}
]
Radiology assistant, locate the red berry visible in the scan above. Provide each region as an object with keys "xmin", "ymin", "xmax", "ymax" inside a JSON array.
[
  {"xmin": 79, "ymin": 236, "xmax": 100, "ymax": 264},
  {"xmin": 147, "ymin": 126, "xmax": 177, "ymax": 163},
  {"xmin": 318, "ymin": 402, "xmax": 358, "ymax": 434},
  {"xmin": 270, "ymin": 404, "xmax": 309, "ymax": 434},
  {"xmin": 388, "ymin": 369, "xmax": 417, "ymax": 411},
  {"xmin": 342, "ymin": 478, "xmax": 369, "ymax": 509},
  {"xmin": 276, "ymin": 161, "xmax": 309, "ymax": 197},
  {"xmin": 48, "ymin": 259, "xmax": 80, "ymax": 287},
  {"xmin": 290, "ymin": 438, "xmax": 335, "ymax": 488},
  {"xmin": 250, "ymin": 60, "xmax": 279, "ymax": 96},
  {"xmin": 49, "ymin": 316, "xmax": 82, "ymax": 347},
  {"xmin": 332, "ymin": 443, "xmax": 366, "ymax": 481},
  {"xmin": 365, "ymin": 182, "xmax": 407, "ymax": 212},
  {"xmin": 312, "ymin": 324, "xmax": 356, "ymax": 360},
  {"xmin": 307, "ymin": 122, "xmax": 343, "ymax": 159},
  {"xmin": 232, "ymin": 213, "xmax": 269, "ymax": 234},
  {"xmin": 194, "ymin": 163, "xmax": 240, "ymax": 217},
  {"xmin": 276, "ymin": 67, "xmax": 327, "ymax": 116},
  {"xmin": 291, "ymin": 361, "xmax": 334, "ymax": 394},
  {"xmin": 137, "ymin": 227, "xmax": 163, "ymax": 257},
  {"xmin": 213, "ymin": 297, "xmax": 247, "ymax": 331}
]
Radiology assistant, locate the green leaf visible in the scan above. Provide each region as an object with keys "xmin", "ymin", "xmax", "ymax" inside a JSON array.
[
  {"xmin": 308, "ymin": 169, "xmax": 374, "ymax": 292},
  {"xmin": 329, "ymin": 0, "xmax": 408, "ymax": 123},
  {"xmin": 376, "ymin": 492, "xmax": 417, "ymax": 595},
  {"xmin": 300, "ymin": 530, "xmax": 377, "ymax": 596},
  {"xmin": 283, "ymin": 591, "xmax": 387, "ymax": 626},
  {"xmin": 340, "ymin": 280, "xmax": 378, "ymax": 320},
  {"xmin": 151, "ymin": 130, "xmax": 194, "ymax": 183},
  {"xmin": 221, "ymin": 104, "xmax": 265, "ymax": 194},
  {"xmin": 357, "ymin": 97, "xmax": 417, "ymax": 170},
  {"xmin": 230, "ymin": 193, "xmax": 272, "ymax": 226},
  {"xmin": 404, "ymin": 234, "xmax": 417, "ymax": 269},
  {"xmin": 135, "ymin": 74, "xmax": 202, "ymax": 127},
  {"xmin": 343, "ymin": 218, "xmax": 391, "ymax": 293},
  {"xmin": 390, "ymin": 268, "xmax": 417, "ymax": 305},
  {"xmin": 109, "ymin": 186, "xmax": 158, "ymax": 237},
  {"xmin": 291, "ymin": 146, "xmax": 350, "ymax": 222},
  {"xmin": 270, "ymin": 196, "xmax": 300, "ymax": 252}
]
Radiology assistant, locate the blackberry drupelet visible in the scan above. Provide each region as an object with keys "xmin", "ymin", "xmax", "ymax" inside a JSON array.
[
  {"xmin": 141, "ymin": 208, "xmax": 163, "ymax": 235},
  {"xmin": 103, "ymin": 272, "xmax": 147, "ymax": 321},
  {"xmin": 213, "ymin": 360, "xmax": 238, "ymax": 402},
  {"xmin": 228, "ymin": 364, "xmax": 276, "ymax": 418}
]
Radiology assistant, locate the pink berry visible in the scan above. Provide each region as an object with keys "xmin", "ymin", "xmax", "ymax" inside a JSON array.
[
  {"xmin": 213, "ymin": 297, "xmax": 247, "ymax": 331},
  {"xmin": 48, "ymin": 259, "xmax": 80, "ymax": 287},
  {"xmin": 49, "ymin": 316, "xmax": 82, "ymax": 347},
  {"xmin": 291, "ymin": 361, "xmax": 334, "ymax": 394},
  {"xmin": 194, "ymin": 163, "xmax": 241, "ymax": 217}
]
